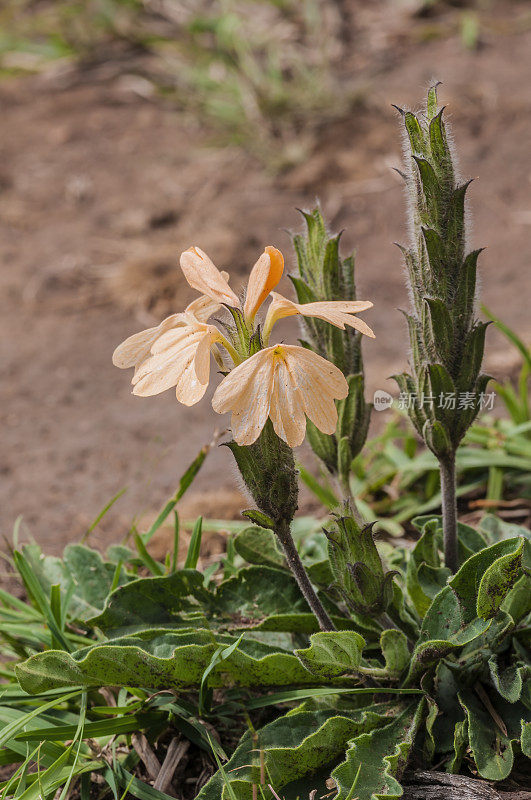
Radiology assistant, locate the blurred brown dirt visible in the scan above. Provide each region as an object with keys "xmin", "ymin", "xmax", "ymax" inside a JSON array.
[{"xmin": 1, "ymin": 1, "xmax": 530, "ymax": 555}]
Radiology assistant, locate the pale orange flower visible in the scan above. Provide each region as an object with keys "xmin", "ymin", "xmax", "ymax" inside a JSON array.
[
  {"xmin": 263, "ymin": 292, "xmax": 375, "ymax": 342},
  {"xmin": 112, "ymin": 272, "xmax": 233, "ymax": 403},
  {"xmin": 212, "ymin": 344, "xmax": 348, "ymax": 447},
  {"xmin": 112, "ymin": 273, "xmax": 229, "ymax": 375},
  {"xmin": 131, "ymin": 319, "xmax": 224, "ymax": 405}
]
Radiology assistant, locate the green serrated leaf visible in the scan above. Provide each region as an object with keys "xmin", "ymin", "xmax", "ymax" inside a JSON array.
[
  {"xmin": 197, "ymin": 705, "xmax": 398, "ymax": 799},
  {"xmin": 332, "ymin": 701, "xmax": 424, "ymax": 800},
  {"xmin": 488, "ymin": 655, "xmax": 528, "ymax": 703},
  {"xmin": 15, "ymin": 629, "xmax": 316, "ymax": 694},
  {"xmin": 88, "ymin": 570, "xmax": 210, "ymax": 635}
]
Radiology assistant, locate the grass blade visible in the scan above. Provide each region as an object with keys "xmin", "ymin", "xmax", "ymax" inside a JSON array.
[{"xmin": 184, "ymin": 517, "xmax": 203, "ymax": 569}]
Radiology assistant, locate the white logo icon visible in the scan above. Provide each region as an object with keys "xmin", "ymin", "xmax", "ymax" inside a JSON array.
[{"xmin": 373, "ymin": 390, "xmax": 393, "ymax": 412}]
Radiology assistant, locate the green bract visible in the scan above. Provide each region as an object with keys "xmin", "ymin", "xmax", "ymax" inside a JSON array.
[{"xmin": 291, "ymin": 207, "xmax": 372, "ymax": 489}]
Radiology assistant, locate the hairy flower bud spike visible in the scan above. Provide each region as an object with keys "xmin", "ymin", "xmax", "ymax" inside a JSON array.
[
  {"xmin": 243, "ymin": 246, "xmax": 284, "ymax": 323},
  {"xmin": 289, "ymin": 206, "xmax": 374, "ymax": 493},
  {"xmin": 394, "ymin": 85, "xmax": 489, "ymax": 573}
]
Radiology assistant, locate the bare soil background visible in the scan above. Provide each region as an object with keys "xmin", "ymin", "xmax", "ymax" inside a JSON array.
[{"xmin": 1, "ymin": 0, "xmax": 530, "ymax": 554}]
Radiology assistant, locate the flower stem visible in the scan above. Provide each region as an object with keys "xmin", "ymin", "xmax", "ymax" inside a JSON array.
[
  {"xmin": 440, "ymin": 451, "xmax": 458, "ymax": 573},
  {"xmin": 216, "ymin": 334, "xmax": 242, "ymax": 366},
  {"xmin": 275, "ymin": 520, "xmax": 336, "ymax": 632}
]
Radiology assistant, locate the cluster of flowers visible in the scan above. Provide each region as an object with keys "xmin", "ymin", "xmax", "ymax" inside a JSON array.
[{"xmin": 113, "ymin": 246, "xmax": 374, "ymax": 448}]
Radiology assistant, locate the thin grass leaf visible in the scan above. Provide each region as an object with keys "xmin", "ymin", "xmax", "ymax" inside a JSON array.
[
  {"xmin": 167, "ymin": 704, "xmax": 227, "ymax": 759},
  {"xmin": 235, "ymin": 686, "xmax": 423, "ymax": 711},
  {"xmin": 297, "ymin": 464, "xmax": 339, "ymax": 509},
  {"xmin": 56, "ymin": 691, "xmax": 87, "ymax": 800},
  {"xmin": 50, "ymin": 585, "xmax": 63, "ymax": 651},
  {"xmin": 108, "ymin": 762, "xmax": 176, "ymax": 800},
  {"xmin": 171, "ymin": 511, "xmax": 179, "ymax": 572},
  {"xmin": 0, "ymin": 748, "xmax": 22, "ymax": 767},
  {"xmin": 0, "ymin": 690, "xmax": 80, "ymax": 748},
  {"xmin": 199, "ymin": 634, "xmax": 244, "ymax": 715},
  {"xmin": 482, "ymin": 305, "xmax": 531, "ymax": 369},
  {"xmin": 12, "ymin": 551, "xmax": 71, "ymax": 652},
  {"xmin": 133, "ymin": 532, "xmax": 165, "ymax": 576},
  {"xmin": 13, "ymin": 750, "xmax": 97, "ymax": 800},
  {"xmin": 0, "ymin": 589, "xmax": 41, "ymax": 618},
  {"xmin": 81, "ymin": 487, "xmax": 127, "ymax": 544},
  {"xmin": 141, "ymin": 443, "xmax": 209, "ymax": 544},
  {"xmin": 0, "ymin": 743, "xmax": 41, "ymax": 799},
  {"xmin": 15, "ymin": 713, "xmax": 163, "ymax": 742},
  {"xmin": 184, "ymin": 517, "xmax": 203, "ymax": 569},
  {"xmin": 205, "ymin": 732, "xmax": 237, "ymax": 800}
]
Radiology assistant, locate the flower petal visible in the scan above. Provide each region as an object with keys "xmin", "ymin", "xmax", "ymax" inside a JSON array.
[
  {"xmin": 132, "ymin": 335, "xmax": 202, "ymax": 395},
  {"xmin": 185, "ymin": 271, "xmax": 230, "ymax": 322},
  {"xmin": 132, "ymin": 323, "xmax": 214, "ymax": 407},
  {"xmin": 176, "ymin": 340, "xmax": 210, "ymax": 406},
  {"xmin": 341, "ymin": 314, "xmax": 375, "ymax": 338},
  {"xmin": 266, "ymin": 293, "xmax": 375, "ymax": 338},
  {"xmin": 193, "ymin": 331, "xmax": 212, "ymax": 386},
  {"xmin": 243, "ymin": 246, "xmax": 284, "ymax": 321},
  {"xmin": 283, "ymin": 348, "xmax": 341, "ymax": 434},
  {"xmin": 283, "ymin": 345, "xmax": 349, "ymax": 401},
  {"xmin": 112, "ymin": 313, "xmax": 183, "ymax": 369},
  {"xmin": 212, "ymin": 349, "xmax": 274, "ymax": 445},
  {"xmin": 269, "ymin": 356, "xmax": 307, "ymax": 447},
  {"xmin": 180, "ymin": 248, "xmax": 239, "ymax": 307},
  {"xmin": 212, "ymin": 349, "xmax": 269, "ymax": 414}
]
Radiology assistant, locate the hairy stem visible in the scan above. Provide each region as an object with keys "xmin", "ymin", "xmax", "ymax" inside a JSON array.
[
  {"xmin": 275, "ymin": 520, "xmax": 336, "ymax": 632},
  {"xmin": 440, "ymin": 452, "xmax": 458, "ymax": 573}
]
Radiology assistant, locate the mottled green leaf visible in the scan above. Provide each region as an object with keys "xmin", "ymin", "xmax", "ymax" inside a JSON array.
[
  {"xmin": 20, "ymin": 544, "xmax": 130, "ymax": 622},
  {"xmin": 89, "ymin": 571, "xmax": 210, "ymax": 635},
  {"xmin": 449, "ymin": 538, "xmax": 524, "ymax": 623},
  {"xmin": 233, "ymin": 527, "xmax": 285, "ymax": 568},
  {"xmin": 197, "ymin": 705, "xmax": 397, "ymax": 799},
  {"xmin": 488, "ymin": 655, "xmax": 528, "ymax": 703},
  {"xmin": 16, "ymin": 629, "xmax": 315, "ymax": 694},
  {"xmin": 295, "ymin": 631, "xmax": 366, "ymax": 679},
  {"xmin": 380, "ymin": 630, "xmax": 410, "ymax": 680},
  {"xmin": 459, "ymin": 689, "xmax": 530, "ymax": 780},
  {"xmin": 332, "ymin": 700, "xmax": 424, "ymax": 800},
  {"xmin": 476, "ymin": 538, "xmax": 524, "ymax": 620}
]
